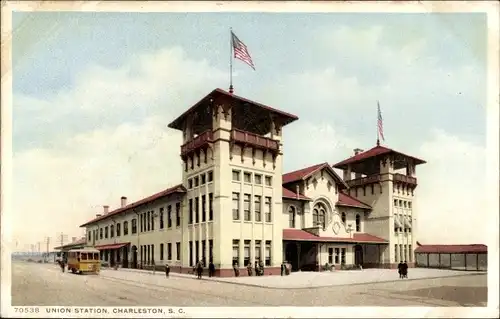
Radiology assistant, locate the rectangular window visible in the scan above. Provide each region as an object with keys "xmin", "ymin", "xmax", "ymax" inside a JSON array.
[
  {"xmin": 167, "ymin": 205, "xmax": 172, "ymax": 228},
  {"xmin": 265, "ymin": 197, "xmax": 272, "ymax": 222},
  {"xmin": 328, "ymin": 248, "xmax": 333, "ymax": 264},
  {"xmin": 209, "ymin": 193, "xmax": 213, "ymax": 221},
  {"xmin": 232, "ymin": 239, "xmax": 240, "ymax": 267},
  {"xmin": 160, "ymin": 243, "xmax": 164, "ymax": 260},
  {"xmin": 202, "ymin": 195, "xmax": 206, "ymax": 222},
  {"xmin": 176, "ymin": 202, "xmax": 181, "ymax": 226},
  {"xmin": 116, "ymin": 223, "xmax": 121, "ymax": 237},
  {"xmin": 176, "ymin": 242, "xmax": 181, "ymax": 261},
  {"xmin": 146, "ymin": 212, "xmax": 150, "ymax": 231},
  {"xmin": 110, "ymin": 225, "xmax": 114, "ymax": 238},
  {"xmin": 335, "ymin": 248, "xmax": 340, "ymax": 264},
  {"xmin": 88, "ymin": 231, "xmax": 91, "ymax": 241},
  {"xmin": 244, "ymin": 172, "xmax": 251, "ymax": 183},
  {"xmin": 255, "ymin": 240, "xmax": 261, "ymax": 262},
  {"xmin": 244, "ymin": 194, "xmax": 251, "ymax": 221},
  {"xmin": 188, "ymin": 178, "xmax": 193, "ymax": 189},
  {"xmin": 232, "ymin": 170, "xmax": 240, "ymax": 181},
  {"xmin": 100, "ymin": 228, "xmax": 103, "ymax": 239},
  {"xmin": 124, "ymin": 222, "xmax": 128, "ymax": 235},
  {"xmin": 195, "ymin": 197, "xmax": 199, "ymax": 223},
  {"xmin": 195, "ymin": 240, "xmax": 199, "ymax": 264},
  {"xmin": 265, "ymin": 176, "xmax": 272, "ymax": 186},
  {"xmin": 189, "ymin": 199, "xmax": 193, "ymax": 224},
  {"xmin": 341, "ymin": 248, "xmax": 346, "ymax": 265},
  {"xmin": 208, "ymin": 171, "xmax": 213, "ymax": 182},
  {"xmin": 394, "ymin": 199, "xmax": 398, "ymax": 206},
  {"xmin": 168, "ymin": 243, "xmax": 172, "ymax": 261},
  {"xmin": 254, "ymin": 174, "xmax": 262, "ymax": 185},
  {"xmin": 408, "ymin": 202, "xmax": 412, "ymax": 209},
  {"xmin": 189, "ymin": 241, "xmax": 193, "ymax": 266},
  {"xmin": 131, "ymin": 219, "xmax": 137, "ymax": 234},
  {"xmin": 200, "ymin": 173, "xmax": 205, "ymax": 185},
  {"xmin": 159, "ymin": 207, "xmax": 164, "ymax": 229},
  {"xmin": 140, "ymin": 214, "xmax": 143, "ymax": 232},
  {"xmin": 209, "ymin": 239, "xmax": 213, "ymax": 263},
  {"xmin": 232, "ymin": 192, "xmax": 240, "ymax": 220},
  {"xmin": 395, "ymin": 244, "xmax": 399, "ymax": 263},
  {"xmin": 151, "ymin": 244, "xmax": 155, "ymax": 264},
  {"xmin": 254, "ymin": 195, "xmax": 261, "ymax": 222},
  {"xmin": 202, "ymin": 240, "xmax": 206, "ymax": 265},
  {"xmin": 194, "ymin": 176, "xmax": 199, "ymax": 187},
  {"xmin": 105, "ymin": 226, "xmax": 109, "ymax": 239},
  {"xmin": 265, "ymin": 241, "xmax": 271, "ymax": 266},
  {"xmin": 151, "ymin": 210, "xmax": 155, "ymax": 231},
  {"xmin": 244, "ymin": 240, "xmax": 251, "ymax": 266}
]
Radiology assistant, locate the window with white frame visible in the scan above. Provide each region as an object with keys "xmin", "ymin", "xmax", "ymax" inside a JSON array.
[
  {"xmin": 328, "ymin": 248, "xmax": 333, "ymax": 264},
  {"xmin": 335, "ymin": 248, "xmax": 340, "ymax": 264},
  {"xmin": 244, "ymin": 194, "xmax": 251, "ymax": 221},
  {"xmin": 232, "ymin": 170, "xmax": 241, "ymax": 181},
  {"xmin": 341, "ymin": 248, "xmax": 346, "ymax": 264},
  {"xmin": 232, "ymin": 239, "xmax": 240, "ymax": 267},
  {"xmin": 288, "ymin": 206, "xmax": 296, "ymax": 228},
  {"xmin": 255, "ymin": 240, "xmax": 261, "ymax": 262},
  {"xmin": 264, "ymin": 197, "xmax": 272, "ymax": 222},
  {"xmin": 313, "ymin": 203, "xmax": 326, "ymax": 229},
  {"xmin": 232, "ymin": 192, "xmax": 240, "ymax": 220},
  {"xmin": 254, "ymin": 195, "xmax": 261, "ymax": 222},
  {"xmin": 244, "ymin": 240, "xmax": 251, "ymax": 266},
  {"xmin": 254, "ymin": 174, "xmax": 262, "ymax": 185},
  {"xmin": 355, "ymin": 214, "xmax": 361, "ymax": 232},
  {"xmin": 265, "ymin": 241, "xmax": 271, "ymax": 266},
  {"xmin": 265, "ymin": 175, "xmax": 272, "ymax": 186},
  {"xmin": 244, "ymin": 172, "xmax": 251, "ymax": 183}
]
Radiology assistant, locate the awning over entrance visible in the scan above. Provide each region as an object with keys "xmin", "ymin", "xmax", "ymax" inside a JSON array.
[
  {"xmin": 95, "ymin": 242, "xmax": 130, "ymax": 250},
  {"xmin": 283, "ymin": 229, "xmax": 387, "ymax": 244}
]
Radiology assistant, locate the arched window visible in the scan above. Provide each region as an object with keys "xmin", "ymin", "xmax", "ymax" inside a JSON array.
[
  {"xmin": 341, "ymin": 212, "xmax": 346, "ymax": 224},
  {"xmin": 288, "ymin": 206, "xmax": 296, "ymax": 228},
  {"xmin": 355, "ymin": 214, "xmax": 361, "ymax": 232},
  {"xmin": 313, "ymin": 203, "xmax": 327, "ymax": 229}
]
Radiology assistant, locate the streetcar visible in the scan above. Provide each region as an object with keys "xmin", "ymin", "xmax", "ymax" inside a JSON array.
[{"xmin": 66, "ymin": 248, "xmax": 101, "ymax": 274}]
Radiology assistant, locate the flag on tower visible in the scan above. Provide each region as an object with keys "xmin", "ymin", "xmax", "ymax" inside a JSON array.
[
  {"xmin": 377, "ymin": 101, "xmax": 385, "ymax": 142},
  {"xmin": 231, "ymin": 31, "xmax": 255, "ymax": 70}
]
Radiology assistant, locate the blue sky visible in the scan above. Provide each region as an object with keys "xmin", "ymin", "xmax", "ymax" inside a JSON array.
[{"xmin": 11, "ymin": 11, "xmax": 489, "ymax": 249}]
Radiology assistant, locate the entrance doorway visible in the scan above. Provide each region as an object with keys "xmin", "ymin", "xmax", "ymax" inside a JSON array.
[
  {"xmin": 354, "ymin": 245, "xmax": 363, "ymax": 266},
  {"xmin": 131, "ymin": 245, "xmax": 138, "ymax": 269},
  {"xmin": 122, "ymin": 246, "xmax": 129, "ymax": 268},
  {"xmin": 285, "ymin": 243, "xmax": 298, "ymax": 271}
]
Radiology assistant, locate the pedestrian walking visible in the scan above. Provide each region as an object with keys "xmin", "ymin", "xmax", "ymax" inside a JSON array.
[
  {"xmin": 247, "ymin": 262, "xmax": 253, "ymax": 276},
  {"xmin": 259, "ymin": 260, "xmax": 264, "ymax": 276},
  {"xmin": 208, "ymin": 261, "xmax": 215, "ymax": 278},
  {"xmin": 233, "ymin": 262, "xmax": 240, "ymax": 277},
  {"xmin": 402, "ymin": 261, "xmax": 409, "ymax": 279},
  {"xmin": 397, "ymin": 261, "xmax": 404, "ymax": 279},
  {"xmin": 196, "ymin": 260, "xmax": 203, "ymax": 279},
  {"xmin": 165, "ymin": 264, "xmax": 170, "ymax": 278}
]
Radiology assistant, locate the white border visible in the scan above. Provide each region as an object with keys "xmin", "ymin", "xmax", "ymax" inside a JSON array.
[{"xmin": 1, "ymin": 1, "xmax": 499, "ymax": 318}]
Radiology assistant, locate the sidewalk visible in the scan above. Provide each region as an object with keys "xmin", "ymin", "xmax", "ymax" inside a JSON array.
[{"xmin": 104, "ymin": 266, "xmax": 486, "ymax": 289}]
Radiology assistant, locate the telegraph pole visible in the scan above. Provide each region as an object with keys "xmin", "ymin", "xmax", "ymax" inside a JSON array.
[
  {"xmin": 45, "ymin": 237, "xmax": 51, "ymax": 262},
  {"xmin": 58, "ymin": 232, "xmax": 68, "ymax": 247}
]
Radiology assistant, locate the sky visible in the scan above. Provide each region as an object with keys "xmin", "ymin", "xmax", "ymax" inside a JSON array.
[{"xmin": 10, "ymin": 11, "xmax": 491, "ymax": 251}]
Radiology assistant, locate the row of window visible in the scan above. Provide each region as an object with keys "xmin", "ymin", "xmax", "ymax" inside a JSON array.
[
  {"xmin": 90, "ymin": 219, "xmax": 137, "ymax": 242},
  {"xmin": 188, "ymin": 240, "xmax": 214, "ymax": 267},
  {"xmin": 310, "ymin": 204, "xmax": 362, "ymax": 232},
  {"xmin": 232, "ymin": 239, "xmax": 272, "ymax": 267},
  {"xmin": 187, "ymin": 170, "xmax": 214, "ymax": 189},
  {"xmin": 327, "ymin": 247, "xmax": 347, "ymax": 265},
  {"xmin": 183, "ymin": 150, "xmax": 212, "ymax": 171},
  {"xmin": 188, "ymin": 194, "xmax": 214, "ymax": 224},
  {"xmin": 232, "ymin": 193, "xmax": 272, "ymax": 222},
  {"xmin": 393, "ymin": 183, "xmax": 414, "ymax": 196},
  {"xmin": 232, "ymin": 170, "xmax": 273, "ymax": 186},
  {"xmin": 394, "ymin": 199, "xmax": 412, "ymax": 209},
  {"xmin": 395, "ymin": 244, "xmax": 413, "ymax": 263},
  {"xmin": 139, "ymin": 243, "xmax": 182, "ymax": 264},
  {"xmin": 351, "ymin": 184, "xmax": 382, "ymax": 197}
]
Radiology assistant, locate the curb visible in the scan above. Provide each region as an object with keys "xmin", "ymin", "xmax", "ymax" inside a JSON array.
[{"xmin": 106, "ymin": 267, "xmax": 486, "ymax": 290}]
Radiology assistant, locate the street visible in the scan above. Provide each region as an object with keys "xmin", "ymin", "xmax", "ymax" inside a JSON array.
[{"xmin": 11, "ymin": 261, "xmax": 487, "ymax": 307}]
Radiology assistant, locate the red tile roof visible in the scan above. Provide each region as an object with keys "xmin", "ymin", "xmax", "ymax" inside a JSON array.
[
  {"xmin": 80, "ymin": 184, "xmax": 187, "ymax": 227},
  {"xmin": 168, "ymin": 88, "xmax": 299, "ymax": 130},
  {"xmin": 95, "ymin": 242, "xmax": 130, "ymax": 250},
  {"xmin": 336, "ymin": 192, "xmax": 371, "ymax": 210},
  {"xmin": 282, "ymin": 162, "xmax": 347, "ymax": 188},
  {"xmin": 333, "ymin": 145, "xmax": 426, "ymax": 169},
  {"xmin": 415, "ymin": 244, "xmax": 487, "ymax": 254},
  {"xmin": 282, "ymin": 187, "xmax": 311, "ymax": 201},
  {"xmin": 282, "ymin": 229, "xmax": 387, "ymax": 244}
]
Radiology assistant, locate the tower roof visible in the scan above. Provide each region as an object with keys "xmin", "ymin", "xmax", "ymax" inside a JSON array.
[
  {"xmin": 167, "ymin": 88, "xmax": 299, "ymax": 133},
  {"xmin": 333, "ymin": 145, "xmax": 426, "ymax": 172}
]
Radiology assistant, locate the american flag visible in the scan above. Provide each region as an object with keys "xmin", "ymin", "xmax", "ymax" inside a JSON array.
[
  {"xmin": 231, "ymin": 31, "xmax": 255, "ymax": 70},
  {"xmin": 377, "ymin": 101, "xmax": 385, "ymax": 141}
]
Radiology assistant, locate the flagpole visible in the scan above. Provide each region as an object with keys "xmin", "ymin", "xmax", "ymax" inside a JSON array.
[
  {"xmin": 229, "ymin": 27, "xmax": 234, "ymax": 94},
  {"xmin": 376, "ymin": 101, "xmax": 380, "ymax": 146}
]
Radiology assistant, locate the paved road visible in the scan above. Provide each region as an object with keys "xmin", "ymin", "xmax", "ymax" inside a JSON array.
[{"xmin": 11, "ymin": 261, "xmax": 487, "ymax": 307}]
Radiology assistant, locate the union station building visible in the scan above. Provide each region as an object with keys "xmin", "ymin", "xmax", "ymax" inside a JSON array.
[{"xmin": 80, "ymin": 88, "xmax": 426, "ymax": 276}]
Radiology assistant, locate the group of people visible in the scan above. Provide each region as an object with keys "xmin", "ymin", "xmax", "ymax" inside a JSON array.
[
  {"xmin": 244, "ymin": 259, "xmax": 265, "ymax": 277},
  {"xmin": 397, "ymin": 261, "xmax": 409, "ymax": 279}
]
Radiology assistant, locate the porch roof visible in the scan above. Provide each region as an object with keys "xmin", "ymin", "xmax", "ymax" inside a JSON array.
[
  {"xmin": 283, "ymin": 229, "xmax": 388, "ymax": 244},
  {"xmin": 95, "ymin": 242, "xmax": 130, "ymax": 250}
]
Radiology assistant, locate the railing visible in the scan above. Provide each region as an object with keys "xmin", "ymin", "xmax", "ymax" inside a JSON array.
[
  {"xmin": 393, "ymin": 173, "xmax": 417, "ymax": 185},
  {"xmin": 180, "ymin": 130, "xmax": 213, "ymax": 156},
  {"xmin": 231, "ymin": 129, "xmax": 279, "ymax": 150},
  {"xmin": 346, "ymin": 174, "xmax": 381, "ymax": 187}
]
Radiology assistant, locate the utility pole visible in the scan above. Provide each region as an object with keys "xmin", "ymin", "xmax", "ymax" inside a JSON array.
[
  {"xmin": 37, "ymin": 242, "xmax": 41, "ymax": 253},
  {"xmin": 57, "ymin": 232, "xmax": 68, "ymax": 247},
  {"xmin": 45, "ymin": 237, "xmax": 51, "ymax": 262}
]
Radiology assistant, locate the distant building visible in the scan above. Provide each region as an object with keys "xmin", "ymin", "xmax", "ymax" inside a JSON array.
[
  {"xmin": 79, "ymin": 88, "xmax": 426, "ymax": 276},
  {"xmin": 54, "ymin": 237, "xmax": 87, "ymax": 252},
  {"xmin": 415, "ymin": 242, "xmax": 487, "ymax": 271}
]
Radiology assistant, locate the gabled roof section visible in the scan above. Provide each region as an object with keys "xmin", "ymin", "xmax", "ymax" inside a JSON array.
[
  {"xmin": 282, "ymin": 162, "xmax": 348, "ymax": 189},
  {"xmin": 80, "ymin": 184, "xmax": 187, "ymax": 227},
  {"xmin": 336, "ymin": 192, "xmax": 371, "ymax": 210},
  {"xmin": 168, "ymin": 88, "xmax": 299, "ymax": 131},
  {"xmin": 333, "ymin": 145, "xmax": 426, "ymax": 170},
  {"xmin": 282, "ymin": 187, "xmax": 311, "ymax": 201}
]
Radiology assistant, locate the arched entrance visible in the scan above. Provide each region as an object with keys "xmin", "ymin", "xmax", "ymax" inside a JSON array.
[
  {"xmin": 354, "ymin": 245, "xmax": 363, "ymax": 266},
  {"xmin": 122, "ymin": 246, "xmax": 129, "ymax": 268},
  {"xmin": 285, "ymin": 242, "xmax": 299, "ymax": 271},
  {"xmin": 131, "ymin": 245, "xmax": 138, "ymax": 269}
]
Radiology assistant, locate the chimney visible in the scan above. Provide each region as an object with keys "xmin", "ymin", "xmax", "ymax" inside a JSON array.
[
  {"xmin": 96, "ymin": 214, "xmax": 102, "ymax": 218},
  {"xmin": 103, "ymin": 205, "xmax": 109, "ymax": 214},
  {"xmin": 121, "ymin": 196, "xmax": 127, "ymax": 208},
  {"xmin": 72, "ymin": 237, "xmax": 76, "ymax": 242},
  {"xmin": 354, "ymin": 148, "xmax": 364, "ymax": 155}
]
